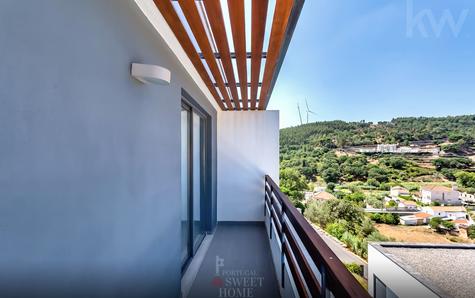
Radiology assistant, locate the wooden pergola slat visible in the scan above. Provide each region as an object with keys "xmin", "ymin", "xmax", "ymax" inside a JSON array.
[
  {"xmin": 227, "ymin": 0, "xmax": 248, "ymax": 110},
  {"xmin": 156, "ymin": 0, "xmax": 303, "ymax": 111},
  {"xmin": 203, "ymin": 0, "xmax": 240, "ymax": 110},
  {"xmin": 153, "ymin": 0, "xmax": 226, "ymax": 110},
  {"xmin": 258, "ymin": 0, "xmax": 294, "ymax": 110},
  {"xmin": 250, "ymin": 0, "xmax": 268, "ymax": 110},
  {"xmin": 178, "ymin": 0, "xmax": 234, "ymax": 110}
]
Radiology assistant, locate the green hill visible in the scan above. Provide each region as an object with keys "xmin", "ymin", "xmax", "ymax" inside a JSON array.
[
  {"xmin": 280, "ymin": 115, "xmax": 475, "ymax": 149},
  {"xmin": 279, "ymin": 115, "xmax": 475, "ymax": 195}
]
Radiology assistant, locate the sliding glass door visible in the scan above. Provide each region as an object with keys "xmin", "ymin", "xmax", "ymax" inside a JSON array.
[
  {"xmin": 181, "ymin": 101, "xmax": 208, "ymax": 269},
  {"xmin": 180, "ymin": 107, "xmax": 191, "ymax": 267}
]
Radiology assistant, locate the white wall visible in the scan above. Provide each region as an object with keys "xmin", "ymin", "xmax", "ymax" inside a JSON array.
[
  {"xmin": 368, "ymin": 245, "xmax": 437, "ymax": 298},
  {"xmin": 422, "ymin": 190, "xmax": 460, "ymax": 204},
  {"xmin": 217, "ymin": 111, "xmax": 279, "ymax": 221}
]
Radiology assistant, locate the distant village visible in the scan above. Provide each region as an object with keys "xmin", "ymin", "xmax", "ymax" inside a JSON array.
[
  {"xmin": 340, "ymin": 142, "xmax": 441, "ymax": 155},
  {"xmin": 305, "ymin": 184, "xmax": 475, "ymax": 238}
]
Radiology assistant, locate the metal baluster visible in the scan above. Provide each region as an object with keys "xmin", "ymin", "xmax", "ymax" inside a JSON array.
[
  {"xmin": 269, "ymin": 185, "xmax": 273, "ymax": 239},
  {"xmin": 320, "ymin": 264, "xmax": 327, "ymax": 298},
  {"xmin": 264, "ymin": 184, "xmax": 267, "ymax": 217},
  {"xmin": 281, "ymin": 201, "xmax": 286, "ymax": 289}
]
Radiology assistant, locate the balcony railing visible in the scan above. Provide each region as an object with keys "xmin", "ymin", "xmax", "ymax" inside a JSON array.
[{"xmin": 265, "ymin": 175, "xmax": 370, "ymax": 298}]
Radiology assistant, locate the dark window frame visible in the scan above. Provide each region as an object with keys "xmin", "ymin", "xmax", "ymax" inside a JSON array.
[
  {"xmin": 181, "ymin": 89, "xmax": 212, "ymax": 273},
  {"xmin": 374, "ymin": 274, "xmax": 399, "ymax": 298}
]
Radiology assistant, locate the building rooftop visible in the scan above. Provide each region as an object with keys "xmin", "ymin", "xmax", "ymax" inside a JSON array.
[
  {"xmin": 424, "ymin": 206, "xmax": 466, "ymax": 212},
  {"xmin": 311, "ymin": 191, "xmax": 336, "ymax": 201},
  {"xmin": 373, "ymin": 243, "xmax": 475, "ymax": 298},
  {"xmin": 414, "ymin": 212, "xmax": 431, "ymax": 218},
  {"xmin": 400, "ymin": 199, "xmax": 417, "ymax": 206},
  {"xmin": 421, "ymin": 185, "xmax": 456, "ymax": 192},
  {"xmin": 391, "ymin": 186, "xmax": 409, "ymax": 191}
]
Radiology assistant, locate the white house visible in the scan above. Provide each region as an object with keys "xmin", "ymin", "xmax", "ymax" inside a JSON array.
[
  {"xmin": 453, "ymin": 219, "xmax": 470, "ymax": 229},
  {"xmin": 307, "ymin": 191, "xmax": 336, "ymax": 202},
  {"xmin": 460, "ymin": 192, "xmax": 475, "ymax": 204},
  {"xmin": 422, "ymin": 206, "xmax": 467, "ymax": 220},
  {"xmin": 400, "ymin": 213, "xmax": 431, "ymax": 226},
  {"xmin": 421, "ymin": 185, "xmax": 461, "ymax": 205},
  {"xmin": 398, "ymin": 199, "xmax": 418, "ymax": 210},
  {"xmin": 369, "ymin": 243, "xmax": 475, "ymax": 298},
  {"xmin": 377, "ymin": 144, "xmax": 397, "ymax": 153},
  {"xmin": 390, "ymin": 186, "xmax": 410, "ymax": 198}
]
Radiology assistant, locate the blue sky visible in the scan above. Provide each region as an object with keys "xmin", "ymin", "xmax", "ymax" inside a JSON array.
[{"xmin": 268, "ymin": 0, "xmax": 475, "ymax": 128}]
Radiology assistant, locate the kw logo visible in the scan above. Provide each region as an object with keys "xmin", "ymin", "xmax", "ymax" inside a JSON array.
[{"xmin": 406, "ymin": 0, "xmax": 470, "ymax": 38}]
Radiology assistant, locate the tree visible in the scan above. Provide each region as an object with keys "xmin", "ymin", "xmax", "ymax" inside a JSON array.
[
  {"xmin": 381, "ymin": 156, "xmax": 408, "ymax": 170},
  {"xmin": 369, "ymin": 213, "xmax": 382, "ymax": 223},
  {"xmin": 455, "ymin": 171, "xmax": 475, "ymax": 189},
  {"xmin": 367, "ymin": 178, "xmax": 380, "ymax": 188},
  {"xmin": 386, "ymin": 200, "xmax": 397, "ymax": 209},
  {"xmin": 340, "ymin": 155, "xmax": 368, "ymax": 181},
  {"xmin": 441, "ymin": 141, "xmax": 466, "ymax": 154},
  {"xmin": 280, "ymin": 168, "xmax": 308, "ymax": 202},
  {"xmin": 368, "ymin": 167, "xmax": 389, "ymax": 183},
  {"xmin": 360, "ymin": 217, "xmax": 375, "ymax": 236},
  {"xmin": 304, "ymin": 199, "xmax": 364, "ymax": 232},
  {"xmin": 441, "ymin": 220, "xmax": 455, "ymax": 230},
  {"xmin": 321, "ymin": 168, "xmax": 342, "ymax": 184},
  {"xmin": 326, "ymin": 220, "xmax": 348, "ymax": 239},
  {"xmin": 326, "ymin": 182, "xmax": 336, "ymax": 192},
  {"xmin": 433, "ymin": 157, "xmax": 473, "ymax": 171},
  {"xmin": 448, "ymin": 133, "xmax": 464, "ymax": 142},
  {"xmin": 468, "ymin": 226, "xmax": 475, "ymax": 239},
  {"xmin": 440, "ymin": 168, "xmax": 456, "ymax": 181},
  {"xmin": 346, "ymin": 192, "xmax": 366, "ymax": 204},
  {"xmin": 366, "ymin": 195, "xmax": 384, "ymax": 209},
  {"xmin": 382, "ymin": 213, "xmax": 399, "ymax": 225},
  {"xmin": 370, "ymin": 213, "xmax": 399, "ymax": 225},
  {"xmin": 429, "ymin": 217, "xmax": 442, "ymax": 231}
]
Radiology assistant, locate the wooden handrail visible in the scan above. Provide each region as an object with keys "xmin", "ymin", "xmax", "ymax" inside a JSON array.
[{"xmin": 265, "ymin": 175, "xmax": 370, "ymax": 298}]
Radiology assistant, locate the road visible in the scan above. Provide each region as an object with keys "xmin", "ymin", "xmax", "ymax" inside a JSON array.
[
  {"xmin": 364, "ymin": 208, "xmax": 419, "ymax": 215},
  {"xmin": 312, "ymin": 225, "xmax": 368, "ymax": 276}
]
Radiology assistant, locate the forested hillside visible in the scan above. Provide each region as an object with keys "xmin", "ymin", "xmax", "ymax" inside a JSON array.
[
  {"xmin": 279, "ymin": 115, "xmax": 475, "ymax": 205},
  {"xmin": 279, "ymin": 115, "xmax": 475, "ymax": 258},
  {"xmin": 281, "ymin": 115, "xmax": 475, "ymax": 148}
]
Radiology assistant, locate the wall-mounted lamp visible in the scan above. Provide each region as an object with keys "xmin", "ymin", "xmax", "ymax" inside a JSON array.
[{"xmin": 131, "ymin": 63, "xmax": 171, "ymax": 85}]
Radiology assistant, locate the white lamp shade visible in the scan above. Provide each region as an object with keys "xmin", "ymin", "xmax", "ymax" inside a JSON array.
[{"xmin": 131, "ymin": 63, "xmax": 171, "ymax": 85}]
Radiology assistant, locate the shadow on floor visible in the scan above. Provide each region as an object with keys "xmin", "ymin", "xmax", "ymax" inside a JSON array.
[{"xmin": 187, "ymin": 222, "xmax": 280, "ymax": 298}]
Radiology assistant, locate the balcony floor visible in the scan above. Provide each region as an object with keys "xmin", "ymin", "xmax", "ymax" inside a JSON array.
[{"xmin": 187, "ymin": 222, "xmax": 280, "ymax": 298}]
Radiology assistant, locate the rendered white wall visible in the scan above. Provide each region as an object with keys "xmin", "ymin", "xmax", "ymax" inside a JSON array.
[
  {"xmin": 217, "ymin": 111, "xmax": 279, "ymax": 222},
  {"xmin": 368, "ymin": 245, "xmax": 437, "ymax": 297}
]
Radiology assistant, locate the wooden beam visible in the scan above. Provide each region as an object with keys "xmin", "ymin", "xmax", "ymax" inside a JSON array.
[
  {"xmin": 203, "ymin": 0, "xmax": 241, "ymax": 110},
  {"xmin": 178, "ymin": 0, "xmax": 234, "ymax": 110},
  {"xmin": 250, "ymin": 0, "xmax": 268, "ymax": 110},
  {"xmin": 213, "ymin": 82, "xmax": 261, "ymax": 88},
  {"xmin": 153, "ymin": 0, "xmax": 226, "ymax": 110},
  {"xmin": 227, "ymin": 0, "xmax": 248, "ymax": 110},
  {"xmin": 198, "ymin": 52, "xmax": 267, "ymax": 60},
  {"xmin": 258, "ymin": 0, "xmax": 293, "ymax": 110}
]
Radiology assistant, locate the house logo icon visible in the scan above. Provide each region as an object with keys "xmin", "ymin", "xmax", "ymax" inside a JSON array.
[{"xmin": 212, "ymin": 256, "xmax": 225, "ymax": 287}]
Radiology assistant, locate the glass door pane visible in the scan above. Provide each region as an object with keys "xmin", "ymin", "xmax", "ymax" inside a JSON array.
[
  {"xmin": 181, "ymin": 99, "xmax": 208, "ymax": 270},
  {"xmin": 180, "ymin": 107, "xmax": 191, "ymax": 266},
  {"xmin": 192, "ymin": 112, "xmax": 205, "ymax": 252}
]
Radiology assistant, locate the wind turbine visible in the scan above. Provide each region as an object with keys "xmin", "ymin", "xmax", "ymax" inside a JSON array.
[
  {"xmin": 297, "ymin": 103, "xmax": 303, "ymax": 125},
  {"xmin": 305, "ymin": 99, "xmax": 317, "ymax": 124}
]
